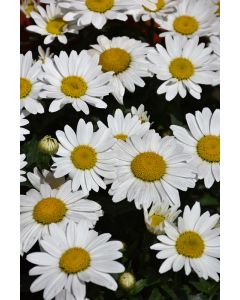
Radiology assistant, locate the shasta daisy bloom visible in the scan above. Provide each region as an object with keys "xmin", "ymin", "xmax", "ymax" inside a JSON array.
[
  {"xmin": 20, "ymin": 110, "xmax": 30, "ymax": 141},
  {"xmin": 60, "ymin": 0, "xmax": 131, "ymax": 30},
  {"xmin": 55, "ymin": 289, "xmax": 89, "ymax": 300},
  {"xmin": 27, "ymin": 167, "xmax": 65, "ymax": 190},
  {"xmin": 90, "ymin": 35, "xmax": 153, "ymax": 104},
  {"xmin": 156, "ymin": 0, "xmax": 217, "ymax": 38},
  {"xmin": 52, "ymin": 119, "xmax": 115, "ymax": 193},
  {"xmin": 109, "ymin": 131, "xmax": 196, "ymax": 209},
  {"xmin": 97, "ymin": 108, "xmax": 150, "ymax": 144},
  {"xmin": 170, "ymin": 108, "xmax": 220, "ymax": 189},
  {"xmin": 209, "ymin": 35, "xmax": 220, "ymax": 86},
  {"xmin": 37, "ymin": 46, "xmax": 53, "ymax": 65},
  {"xmin": 21, "ymin": 0, "xmax": 39, "ymax": 18},
  {"xmin": 151, "ymin": 202, "xmax": 220, "ymax": 281},
  {"xmin": 131, "ymin": 104, "xmax": 150, "ymax": 123},
  {"xmin": 26, "ymin": 221, "xmax": 125, "ymax": 300},
  {"xmin": 27, "ymin": 3, "xmax": 79, "ymax": 45},
  {"xmin": 40, "ymin": 50, "xmax": 112, "ymax": 114},
  {"xmin": 20, "ymin": 51, "xmax": 44, "ymax": 114},
  {"xmin": 128, "ymin": 0, "xmax": 177, "ymax": 22},
  {"xmin": 148, "ymin": 35, "xmax": 219, "ymax": 100},
  {"xmin": 21, "ymin": 181, "xmax": 103, "ymax": 254},
  {"xmin": 20, "ymin": 154, "xmax": 28, "ymax": 182},
  {"xmin": 144, "ymin": 201, "xmax": 181, "ymax": 235}
]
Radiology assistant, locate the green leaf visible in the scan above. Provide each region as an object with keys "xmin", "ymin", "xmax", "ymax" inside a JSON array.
[
  {"xmin": 199, "ymin": 194, "xmax": 219, "ymax": 206},
  {"xmin": 160, "ymin": 284, "xmax": 178, "ymax": 300},
  {"xmin": 129, "ymin": 279, "xmax": 148, "ymax": 295},
  {"xmin": 149, "ymin": 288, "xmax": 163, "ymax": 300}
]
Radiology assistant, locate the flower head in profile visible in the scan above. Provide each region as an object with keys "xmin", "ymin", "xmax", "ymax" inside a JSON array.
[
  {"xmin": 26, "ymin": 221, "xmax": 124, "ymax": 299},
  {"xmin": 171, "ymin": 107, "xmax": 220, "ymax": 188},
  {"xmin": 21, "ymin": 0, "xmax": 39, "ymax": 18},
  {"xmin": 27, "ymin": 3, "xmax": 79, "ymax": 44},
  {"xmin": 151, "ymin": 202, "xmax": 220, "ymax": 281},
  {"xmin": 20, "ymin": 110, "xmax": 30, "ymax": 141},
  {"xmin": 144, "ymin": 201, "xmax": 181, "ymax": 235},
  {"xmin": 131, "ymin": 104, "xmax": 150, "ymax": 123}
]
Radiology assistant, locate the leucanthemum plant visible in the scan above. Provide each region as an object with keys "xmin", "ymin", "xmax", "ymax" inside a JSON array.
[
  {"xmin": 171, "ymin": 107, "xmax": 220, "ymax": 188},
  {"xmin": 148, "ymin": 35, "xmax": 219, "ymax": 100},
  {"xmin": 60, "ymin": 0, "xmax": 132, "ymax": 30},
  {"xmin": 27, "ymin": 3, "xmax": 79, "ymax": 44},
  {"xmin": 26, "ymin": 221, "xmax": 125, "ymax": 300},
  {"xmin": 37, "ymin": 46, "xmax": 53, "ymax": 65},
  {"xmin": 52, "ymin": 119, "xmax": 116, "ymax": 192},
  {"xmin": 156, "ymin": 0, "xmax": 217, "ymax": 38},
  {"xmin": 20, "ymin": 51, "xmax": 44, "ymax": 114},
  {"xmin": 128, "ymin": 0, "xmax": 177, "ymax": 22},
  {"xmin": 21, "ymin": 181, "xmax": 103, "ymax": 254},
  {"xmin": 27, "ymin": 167, "xmax": 65, "ymax": 190},
  {"xmin": 20, "ymin": 154, "xmax": 28, "ymax": 183},
  {"xmin": 40, "ymin": 50, "xmax": 112, "ymax": 113},
  {"xmin": 21, "ymin": 0, "xmax": 39, "ymax": 18},
  {"xmin": 20, "ymin": 110, "xmax": 30, "ymax": 141},
  {"xmin": 144, "ymin": 201, "xmax": 181, "ymax": 235},
  {"xmin": 90, "ymin": 35, "xmax": 153, "ymax": 104},
  {"xmin": 109, "ymin": 130, "xmax": 196, "ymax": 209},
  {"xmin": 151, "ymin": 202, "xmax": 220, "ymax": 281}
]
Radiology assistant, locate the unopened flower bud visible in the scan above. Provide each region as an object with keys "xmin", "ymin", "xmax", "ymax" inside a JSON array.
[
  {"xmin": 119, "ymin": 272, "xmax": 136, "ymax": 291},
  {"xmin": 38, "ymin": 135, "xmax": 59, "ymax": 155}
]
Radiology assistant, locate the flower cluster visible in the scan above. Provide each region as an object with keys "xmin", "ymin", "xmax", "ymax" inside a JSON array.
[{"xmin": 20, "ymin": 0, "xmax": 220, "ymax": 299}]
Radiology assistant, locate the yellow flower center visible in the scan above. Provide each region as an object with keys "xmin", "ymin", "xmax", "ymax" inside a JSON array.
[
  {"xmin": 71, "ymin": 145, "xmax": 97, "ymax": 170},
  {"xmin": 59, "ymin": 247, "xmax": 91, "ymax": 274},
  {"xmin": 99, "ymin": 48, "xmax": 131, "ymax": 74},
  {"xmin": 85, "ymin": 0, "xmax": 114, "ymax": 13},
  {"xmin": 173, "ymin": 15, "xmax": 199, "ymax": 35},
  {"xmin": 46, "ymin": 18, "xmax": 66, "ymax": 35},
  {"xmin": 176, "ymin": 231, "xmax": 205, "ymax": 258},
  {"xmin": 143, "ymin": 0, "xmax": 165, "ymax": 12},
  {"xmin": 61, "ymin": 76, "xmax": 88, "ymax": 98},
  {"xmin": 33, "ymin": 197, "xmax": 67, "ymax": 225},
  {"xmin": 114, "ymin": 134, "xmax": 128, "ymax": 141},
  {"xmin": 216, "ymin": 1, "xmax": 220, "ymax": 16},
  {"xmin": 197, "ymin": 135, "xmax": 220, "ymax": 163},
  {"xmin": 25, "ymin": 3, "xmax": 37, "ymax": 16},
  {"xmin": 20, "ymin": 78, "xmax": 32, "ymax": 99},
  {"xmin": 131, "ymin": 152, "xmax": 166, "ymax": 182},
  {"xmin": 150, "ymin": 214, "xmax": 165, "ymax": 227},
  {"xmin": 169, "ymin": 58, "xmax": 194, "ymax": 80}
]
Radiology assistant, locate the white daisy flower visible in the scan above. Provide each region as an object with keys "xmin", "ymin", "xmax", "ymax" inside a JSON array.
[
  {"xmin": 40, "ymin": 50, "xmax": 112, "ymax": 114},
  {"xmin": 109, "ymin": 130, "xmax": 196, "ymax": 209},
  {"xmin": 131, "ymin": 104, "xmax": 150, "ymax": 123},
  {"xmin": 128, "ymin": 0, "xmax": 177, "ymax": 23},
  {"xmin": 20, "ymin": 154, "xmax": 28, "ymax": 182},
  {"xmin": 97, "ymin": 108, "xmax": 150, "ymax": 144},
  {"xmin": 170, "ymin": 107, "xmax": 220, "ymax": 189},
  {"xmin": 27, "ymin": 3, "xmax": 79, "ymax": 44},
  {"xmin": 21, "ymin": 181, "xmax": 103, "ymax": 254},
  {"xmin": 60, "ymin": 0, "xmax": 133, "ymax": 30},
  {"xmin": 151, "ymin": 202, "xmax": 220, "ymax": 281},
  {"xmin": 26, "ymin": 221, "xmax": 125, "ymax": 300},
  {"xmin": 90, "ymin": 35, "xmax": 152, "ymax": 104},
  {"xmin": 21, "ymin": 0, "xmax": 39, "ymax": 18},
  {"xmin": 38, "ymin": 46, "xmax": 54, "ymax": 65},
  {"xmin": 209, "ymin": 36, "xmax": 220, "ymax": 86},
  {"xmin": 144, "ymin": 201, "xmax": 181, "ymax": 235},
  {"xmin": 52, "ymin": 119, "xmax": 116, "ymax": 193},
  {"xmin": 20, "ymin": 110, "xmax": 30, "ymax": 141},
  {"xmin": 27, "ymin": 167, "xmax": 65, "ymax": 190},
  {"xmin": 148, "ymin": 35, "xmax": 219, "ymax": 100},
  {"xmin": 156, "ymin": 0, "xmax": 217, "ymax": 38},
  {"xmin": 20, "ymin": 51, "xmax": 44, "ymax": 114}
]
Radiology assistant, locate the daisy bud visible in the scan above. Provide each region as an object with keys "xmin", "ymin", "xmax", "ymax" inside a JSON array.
[
  {"xmin": 38, "ymin": 135, "xmax": 59, "ymax": 155},
  {"xmin": 119, "ymin": 272, "xmax": 136, "ymax": 291}
]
